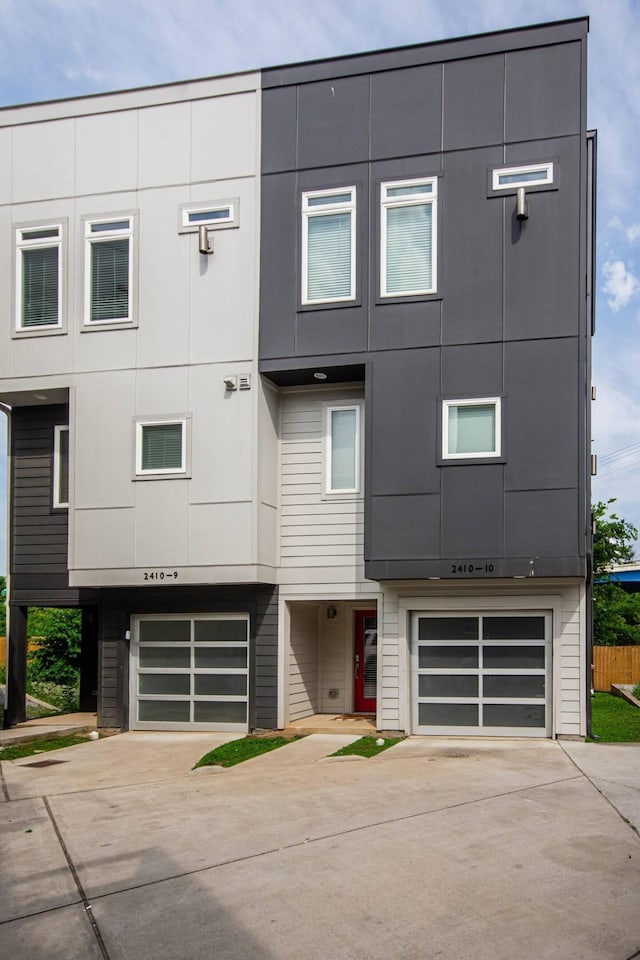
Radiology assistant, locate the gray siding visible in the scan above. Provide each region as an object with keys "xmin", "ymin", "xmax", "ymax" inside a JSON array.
[{"xmin": 259, "ymin": 19, "xmax": 591, "ymax": 581}]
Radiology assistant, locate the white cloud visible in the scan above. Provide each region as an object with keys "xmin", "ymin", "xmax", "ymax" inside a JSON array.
[
  {"xmin": 608, "ymin": 216, "xmax": 640, "ymax": 244},
  {"xmin": 602, "ymin": 259, "xmax": 640, "ymax": 312}
]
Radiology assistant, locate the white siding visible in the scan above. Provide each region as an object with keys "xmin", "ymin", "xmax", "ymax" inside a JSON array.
[{"xmin": 288, "ymin": 604, "xmax": 319, "ymax": 722}]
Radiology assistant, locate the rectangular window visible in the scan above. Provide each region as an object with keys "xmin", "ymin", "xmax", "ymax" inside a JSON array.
[
  {"xmin": 443, "ymin": 398, "xmax": 501, "ymax": 460},
  {"xmin": 492, "ymin": 162, "xmax": 553, "ymax": 191},
  {"xmin": 325, "ymin": 404, "xmax": 360, "ymax": 493},
  {"xmin": 302, "ymin": 187, "xmax": 356, "ymax": 304},
  {"xmin": 15, "ymin": 224, "xmax": 63, "ymax": 331},
  {"xmin": 53, "ymin": 425, "xmax": 70, "ymax": 508},
  {"xmin": 84, "ymin": 216, "xmax": 133, "ymax": 325},
  {"xmin": 381, "ymin": 178, "xmax": 437, "ymax": 297},
  {"xmin": 136, "ymin": 419, "xmax": 187, "ymax": 477}
]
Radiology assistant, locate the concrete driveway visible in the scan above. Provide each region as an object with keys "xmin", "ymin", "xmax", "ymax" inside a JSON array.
[{"xmin": 1, "ymin": 733, "xmax": 640, "ymax": 960}]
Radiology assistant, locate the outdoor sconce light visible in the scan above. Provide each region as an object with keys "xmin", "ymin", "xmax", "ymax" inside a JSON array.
[
  {"xmin": 198, "ymin": 224, "xmax": 213, "ymax": 255},
  {"xmin": 516, "ymin": 187, "xmax": 529, "ymax": 221},
  {"xmin": 327, "ymin": 606, "xmax": 337, "ymax": 619}
]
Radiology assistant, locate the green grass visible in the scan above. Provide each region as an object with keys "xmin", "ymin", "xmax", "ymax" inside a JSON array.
[
  {"xmin": 590, "ymin": 692, "xmax": 640, "ymax": 742},
  {"xmin": 194, "ymin": 735, "xmax": 302, "ymax": 769},
  {"xmin": 633, "ymin": 683, "xmax": 640, "ymax": 701},
  {"xmin": 0, "ymin": 734, "xmax": 97, "ymax": 761},
  {"xmin": 330, "ymin": 736, "xmax": 404, "ymax": 758}
]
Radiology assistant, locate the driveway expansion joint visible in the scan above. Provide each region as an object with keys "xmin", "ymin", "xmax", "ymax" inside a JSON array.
[
  {"xmin": 0, "ymin": 763, "xmax": 9, "ymax": 801},
  {"xmin": 560, "ymin": 744, "xmax": 640, "ymax": 843}
]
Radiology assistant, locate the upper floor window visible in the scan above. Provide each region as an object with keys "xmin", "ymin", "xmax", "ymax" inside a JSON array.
[
  {"xmin": 442, "ymin": 398, "xmax": 501, "ymax": 460},
  {"xmin": 179, "ymin": 202, "xmax": 238, "ymax": 230},
  {"xmin": 15, "ymin": 224, "xmax": 63, "ymax": 332},
  {"xmin": 492, "ymin": 162, "xmax": 554, "ymax": 191},
  {"xmin": 135, "ymin": 418, "xmax": 189, "ymax": 478},
  {"xmin": 324, "ymin": 404, "xmax": 361, "ymax": 494},
  {"xmin": 302, "ymin": 187, "xmax": 356, "ymax": 304},
  {"xmin": 84, "ymin": 216, "xmax": 134, "ymax": 326},
  {"xmin": 381, "ymin": 178, "xmax": 437, "ymax": 297},
  {"xmin": 53, "ymin": 425, "xmax": 70, "ymax": 508}
]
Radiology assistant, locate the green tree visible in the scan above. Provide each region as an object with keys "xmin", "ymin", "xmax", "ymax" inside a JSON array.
[
  {"xmin": 593, "ymin": 500, "xmax": 640, "ymax": 645},
  {"xmin": 28, "ymin": 608, "xmax": 81, "ymax": 685}
]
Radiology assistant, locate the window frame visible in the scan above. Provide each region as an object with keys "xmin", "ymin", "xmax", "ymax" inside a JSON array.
[
  {"xmin": 83, "ymin": 213, "xmax": 136, "ymax": 330},
  {"xmin": 53, "ymin": 424, "xmax": 70, "ymax": 509},
  {"xmin": 442, "ymin": 397, "xmax": 502, "ymax": 461},
  {"xmin": 301, "ymin": 186, "xmax": 357, "ymax": 305},
  {"xmin": 14, "ymin": 221, "xmax": 65, "ymax": 336},
  {"xmin": 491, "ymin": 162, "xmax": 554, "ymax": 192},
  {"xmin": 178, "ymin": 199, "xmax": 239, "ymax": 232},
  {"xmin": 323, "ymin": 402, "xmax": 362, "ymax": 496},
  {"xmin": 134, "ymin": 416, "xmax": 191, "ymax": 479},
  {"xmin": 380, "ymin": 177, "xmax": 438, "ymax": 298}
]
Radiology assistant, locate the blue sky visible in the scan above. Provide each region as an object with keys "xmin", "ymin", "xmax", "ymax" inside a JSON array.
[{"xmin": 1, "ymin": 0, "xmax": 639, "ymax": 573}]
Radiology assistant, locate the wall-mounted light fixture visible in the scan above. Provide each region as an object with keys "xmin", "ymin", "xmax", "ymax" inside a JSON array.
[
  {"xmin": 198, "ymin": 224, "xmax": 213, "ymax": 255},
  {"xmin": 516, "ymin": 187, "xmax": 529, "ymax": 221},
  {"xmin": 327, "ymin": 606, "xmax": 337, "ymax": 619}
]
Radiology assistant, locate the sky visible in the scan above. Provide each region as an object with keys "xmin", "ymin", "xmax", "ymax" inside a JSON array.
[{"xmin": 0, "ymin": 0, "xmax": 639, "ymax": 573}]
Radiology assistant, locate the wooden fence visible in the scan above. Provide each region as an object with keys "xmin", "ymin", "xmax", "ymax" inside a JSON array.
[
  {"xmin": 593, "ymin": 646, "xmax": 640, "ymax": 691},
  {"xmin": 0, "ymin": 637, "xmax": 42, "ymax": 669}
]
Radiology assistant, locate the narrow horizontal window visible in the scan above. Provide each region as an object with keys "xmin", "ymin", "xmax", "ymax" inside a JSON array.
[
  {"xmin": 84, "ymin": 217, "xmax": 133, "ymax": 325},
  {"xmin": 492, "ymin": 162, "xmax": 553, "ymax": 191},
  {"xmin": 325, "ymin": 404, "xmax": 361, "ymax": 494},
  {"xmin": 442, "ymin": 398, "xmax": 501, "ymax": 460},
  {"xmin": 381, "ymin": 178, "xmax": 437, "ymax": 297},
  {"xmin": 53, "ymin": 425, "xmax": 70, "ymax": 508},
  {"xmin": 178, "ymin": 200, "xmax": 239, "ymax": 232},
  {"xmin": 15, "ymin": 224, "xmax": 63, "ymax": 330},
  {"xmin": 136, "ymin": 419, "xmax": 188, "ymax": 477},
  {"xmin": 302, "ymin": 187, "xmax": 356, "ymax": 304}
]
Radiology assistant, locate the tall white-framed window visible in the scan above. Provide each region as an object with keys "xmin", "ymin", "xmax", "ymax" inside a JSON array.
[
  {"xmin": 324, "ymin": 404, "xmax": 361, "ymax": 494},
  {"xmin": 84, "ymin": 215, "xmax": 134, "ymax": 326},
  {"xmin": 381, "ymin": 178, "xmax": 437, "ymax": 297},
  {"xmin": 135, "ymin": 418, "xmax": 189, "ymax": 478},
  {"xmin": 15, "ymin": 224, "xmax": 63, "ymax": 332},
  {"xmin": 491, "ymin": 162, "xmax": 554, "ymax": 191},
  {"xmin": 302, "ymin": 187, "xmax": 356, "ymax": 304},
  {"xmin": 442, "ymin": 398, "xmax": 501, "ymax": 460},
  {"xmin": 53, "ymin": 425, "xmax": 70, "ymax": 508}
]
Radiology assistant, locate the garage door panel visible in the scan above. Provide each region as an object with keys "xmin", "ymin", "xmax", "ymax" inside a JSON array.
[
  {"xmin": 483, "ymin": 616, "xmax": 545, "ymax": 639},
  {"xmin": 418, "ymin": 617, "xmax": 479, "ymax": 640},
  {"xmin": 418, "ymin": 674, "xmax": 478, "ymax": 697},
  {"xmin": 483, "ymin": 674, "xmax": 545, "ymax": 698},
  {"xmin": 418, "ymin": 645, "xmax": 479, "ymax": 668},
  {"xmin": 482, "ymin": 703, "xmax": 546, "ymax": 728},
  {"xmin": 418, "ymin": 702, "xmax": 479, "ymax": 726}
]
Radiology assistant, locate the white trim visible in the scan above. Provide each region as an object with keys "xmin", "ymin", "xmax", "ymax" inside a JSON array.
[
  {"xmin": 492, "ymin": 162, "xmax": 554, "ymax": 191},
  {"xmin": 301, "ymin": 186, "xmax": 356, "ymax": 304},
  {"xmin": 83, "ymin": 214, "xmax": 134, "ymax": 327},
  {"xmin": 380, "ymin": 177, "xmax": 437, "ymax": 297},
  {"xmin": 178, "ymin": 199, "xmax": 239, "ymax": 231},
  {"xmin": 442, "ymin": 397, "xmax": 501, "ymax": 460},
  {"xmin": 134, "ymin": 417, "xmax": 188, "ymax": 477},
  {"xmin": 53, "ymin": 424, "xmax": 69, "ymax": 509},
  {"xmin": 15, "ymin": 222, "xmax": 63, "ymax": 332},
  {"xmin": 323, "ymin": 402, "xmax": 361, "ymax": 495}
]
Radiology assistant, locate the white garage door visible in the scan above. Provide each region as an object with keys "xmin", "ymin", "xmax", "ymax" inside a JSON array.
[
  {"xmin": 412, "ymin": 613, "xmax": 552, "ymax": 736},
  {"xmin": 131, "ymin": 614, "xmax": 249, "ymax": 731}
]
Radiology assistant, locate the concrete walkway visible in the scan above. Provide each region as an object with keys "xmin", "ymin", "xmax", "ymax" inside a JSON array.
[
  {"xmin": 1, "ymin": 735, "xmax": 639, "ymax": 960},
  {"xmin": 0, "ymin": 711, "xmax": 98, "ymax": 746}
]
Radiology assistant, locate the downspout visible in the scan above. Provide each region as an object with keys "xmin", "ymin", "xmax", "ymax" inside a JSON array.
[{"xmin": 0, "ymin": 402, "xmax": 11, "ymax": 728}]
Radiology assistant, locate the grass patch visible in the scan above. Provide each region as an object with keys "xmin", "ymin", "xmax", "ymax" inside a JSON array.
[
  {"xmin": 633, "ymin": 683, "xmax": 640, "ymax": 701},
  {"xmin": 194, "ymin": 735, "xmax": 302, "ymax": 769},
  {"xmin": 0, "ymin": 734, "xmax": 96, "ymax": 761},
  {"xmin": 590, "ymin": 692, "xmax": 640, "ymax": 742},
  {"xmin": 330, "ymin": 736, "xmax": 404, "ymax": 758}
]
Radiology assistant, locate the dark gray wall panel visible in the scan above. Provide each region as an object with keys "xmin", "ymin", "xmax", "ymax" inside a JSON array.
[
  {"xmin": 298, "ymin": 75, "xmax": 370, "ymax": 168},
  {"xmin": 296, "ymin": 307, "xmax": 368, "ymax": 357},
  {"xmin": 368, "ymin": 494, "xmax": 440, "ymax": 560},
  {"xmin": 504, "ymin": 488, "xmax": 579, "ymax": 559},
  {"xmin": 369, "ymin": 300, "xmax": 441, "ymax": 352},
  {"xmin": 254, "ymin": 587, "xmax": 278, "ymax": 729},
  {"xmin": 441, "ymin": 465, "xmax": 504, "ymax": 557},
  {"xmin": 443, "ymin": 55, "xmax": 504, "ymax": 150},
  {"xmin": 441, "ymin": 342, "xmax": 503, "ymax": 396},
  {"xmin": 441, "ymin": 147, "xmax": 504, "ymax": 344},
  {"xmin": 262, "ymin": 86, "xmax": 298, "ymax": 173},
  {"xmin": 370, "ymin": 64, "xmax": 442, "ymax": 159},
  {"xmin": 505, "ymin": 42, "xmax": 582, "ymax": 142},
  {"xmin": 504, "ymin": 187, "xmax": 580, "ymax": 341},
  {"xmin": 504, "ymin": 338, "xmax": 580, "ymax": 491},
  {"xmin": 259, "ymin": 172, "xmax": 298, "ymax": 359},
  {"xmin": 369, "ymin": 348, "xmax": 440, "ymax": 496}
]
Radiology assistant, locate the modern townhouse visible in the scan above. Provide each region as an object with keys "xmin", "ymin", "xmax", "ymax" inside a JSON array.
[{"xmin": 2, "ymin": 17, "xmax": 595, "ymax": 739}]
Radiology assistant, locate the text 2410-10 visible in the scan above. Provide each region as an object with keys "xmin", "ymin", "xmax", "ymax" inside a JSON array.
[
  {"xmin": 143, "ymin": 571, "xmax": 179, "ymax": 582},
  {"xmin": 450, "ymin": 563, "xmax": 494, "ymax": 574}
]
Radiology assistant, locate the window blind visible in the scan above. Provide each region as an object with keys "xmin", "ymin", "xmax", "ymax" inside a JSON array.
[
  {"xmin": 58, "ymin": 428, "xmax": 69, "ymax": 505},
  {"xmin": 307, "ymin": 213, "xmax": 352, "ymax": 301},
  {"xmin": 331, "ymin": 408, "xmax": 357, "ymax": 489},
  {"xmin": 448, "ymin": 404, "xmax": 495, "ymax": 455},
  {"xmin": 386, "ymin": 203, "xmax": 432, "ymax": 294},
  {"xmin": 22, "ymin": 247, "xmax": 59, "ymax": 326},
  {"xmin": 90, "ymin": 238, "xmax": 129, "ymax": 322},
  {"xmin": 141, "ymin": 423, "xmax": 183, "ymax": 471}
]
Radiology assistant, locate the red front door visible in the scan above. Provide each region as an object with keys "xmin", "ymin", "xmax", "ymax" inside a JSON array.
[{"xmin": 354, "ymin": 610, "xmax": 377, "ymax": 713}]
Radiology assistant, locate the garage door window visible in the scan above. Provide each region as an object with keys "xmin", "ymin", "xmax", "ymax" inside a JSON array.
[
  {"xmin": 413, "ymin": 613, "xmax": 550, "ymax": 736},
  {"xmin": 133, "ymin": 615, "xmax": 249, "ymax": 731}
]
